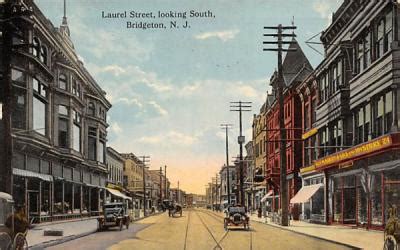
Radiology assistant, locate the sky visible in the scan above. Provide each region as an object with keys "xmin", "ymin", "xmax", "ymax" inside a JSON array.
[{"xmin": 35, "ymin": 0, "xmax": 342, "ymax": 194}]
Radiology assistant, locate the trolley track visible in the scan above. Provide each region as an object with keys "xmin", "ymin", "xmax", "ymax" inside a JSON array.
[
  {"xmin": 183, "ymin": 209, "xmax": 191, "ymax": 250},
  {"xmin": 192, "ymin": 209, "xmax": 254, "ymax": 250}
]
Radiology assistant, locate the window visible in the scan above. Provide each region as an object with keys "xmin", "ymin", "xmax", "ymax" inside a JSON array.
[
  {"xmin": 32, "ymin": 37, "xmax": 40, "ymax": 57},
  {"xmin": 33, "ymin": 78, "xmax": 47, "ymax": 135},
  {"xmin": 40, "ymin": 46, "xmax": 47, "ymax": 64},
  {"xmin": 88, "ymin": 102, "xmax": 95, "ymax": 116},
  {"xmin": 375, "ymin": 96, "xmax": 384, "ymax": 137},
  {"xmin": 376, "ymin": 19, "xmax": 384, "ymax": 59},
  {"xmin": 59, "ymin": 74, "xmax": 67, "ymax": 90},
  {"xmin": 304, "ymin": 103, "xmax": 309, "ymax": 131},
  {"xmin": 88, "ymin": 127, "xmax": 97, "ymax": 161},
  {"xmin": 320, "ymin": 74, "xmax": 326, "ymax": 103},
  {"xmin": 385, "ymin": 10, "xmax": 393, "ymax": 53},
  {"xmin": 12, "ymin": 90, "xmax": 26, "ymax": 129},
  {"xmin": 385, "ymin": 91, "xmax": 393, "ymax": 133},
  {"xmin": 357, "ymin": 108, "xmax": 364, "ymax": 144},
  {"xmin": 364, "ymin": 33, "xmax": 371, "ymax": 68},
  {"xmin": 311, "ymin": 98, "xmax": 317, "ymax": 125},
  {"xmin": 58, "ymin": 105, "xmax": 68, "ymax": 116},
  {"xmin": 58, "ymin": 118, "xmax": 68, "ymax": 148},
  {"xmin": 364, "ymin": 104, "xmax": 371, "ymax": 142},
  {"xmin": 357, "ymin": 39, "xmax": 364, "ymax": 73},
  {"xmin": 72, "ymin": 110, "xmax": 81, "ymax": 152},
  {"xmin": 11, "ymin": 69, "xmax": 25, "ymax": 86}
]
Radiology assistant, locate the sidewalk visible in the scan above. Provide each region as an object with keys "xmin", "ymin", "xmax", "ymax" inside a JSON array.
[
  {"xmin": 28, "ymin": 218, "xmax": 98, "ymax": 249},
  {"xmin": 27, "ymin": 211, "xmax": 164, "ymax": 249},
  {"xmin": 248, "ymin": 214, "xmax": 383, "ymax": 250}
]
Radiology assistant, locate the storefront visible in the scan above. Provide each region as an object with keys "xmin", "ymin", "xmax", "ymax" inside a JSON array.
[
  {"xmin": 293, "ymin": 172, "xmax": 325, "ymax": 223},
  {"xmin": 303, "ymin": 133, "xmax": 400, "ymax": 229}
]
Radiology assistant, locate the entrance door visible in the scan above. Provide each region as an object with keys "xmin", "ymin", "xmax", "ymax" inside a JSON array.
[
  {"xmin": 343, "ymin": 188, "xmax": 356, "ymax": 224},
  {"xmin": 28, "ymin": 191, "xmax": 39, "ymax": 223}
]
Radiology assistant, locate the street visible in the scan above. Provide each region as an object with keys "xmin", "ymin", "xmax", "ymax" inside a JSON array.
[{"xmin": 47, "ymin": 209, "xmax": 353, "ymax": 250}]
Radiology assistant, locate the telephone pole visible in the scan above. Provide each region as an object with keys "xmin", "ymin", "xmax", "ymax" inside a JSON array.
[
  {"xmin": 220, "ymin": 124, "xmax": 233, "ymax": 206},
  {"xmin": 164, "ymin": 165, "xmax": 168, "ymax": 199},
  {"xmin": 159, "ymin": 167, "xmax": 163, "ymax": 202},
  {"xmin": 263, "ymin": 23, "xmax": 297, "ymax": 226},
  {"xmin": 230, "ymin": 101, "xmax": 251, "ymax": 206},
  {"xmin": 139, "ymin": 155, "xmax": 150, "ymax": 216}
]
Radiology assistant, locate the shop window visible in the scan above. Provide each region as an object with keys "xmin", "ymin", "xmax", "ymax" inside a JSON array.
[
  {"xmin": 74, "ymin": 184, "xmax": 81, "ymax": 213},
  {"xmin": 371, "ymin": 173, "xmax": 383, "ymax": 226},
  {"xmin": 333, "ymin": 177, "xmax": 342, "ymax": 223}
]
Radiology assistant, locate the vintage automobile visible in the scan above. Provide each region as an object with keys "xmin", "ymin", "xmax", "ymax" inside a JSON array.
[
  {"xmin": 224, "ymin": 206, "xmax": 249, "ymax": 231},
  {"xmin": 0, "ymin": 192, "xmax": 29, "ymax": 250},
  {"xmin": 97, "ymin": 202, "xmax": 130, "ymax": 231},
  {"xmin": 168, "ymin": 204, "xmax": 183, "ymax": 217}
]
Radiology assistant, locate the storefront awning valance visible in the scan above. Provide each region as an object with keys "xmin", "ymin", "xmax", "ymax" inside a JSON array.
[
  {"xmin": 106, "ymin": 188, "xmax": 132, "ymax": 201},
  {"xmin": 261, "ymin": 190, "xmax": 274, "ymax": 203},
  {"xmin": 13, "ymin": 168, "xmax": 53, "ymax": 182},
  {"xmin": 290, "ymin": 184, "xmax": 323, "ymax": 204}
]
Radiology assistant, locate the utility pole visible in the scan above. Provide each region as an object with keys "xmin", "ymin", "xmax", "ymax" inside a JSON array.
[
  {"xmin": 263, "ymin": 23, "xmax": 296, "ymax": 226},
  {"xmin": 139, "ymin": 156, "xmax": 150, "ymax": 217},
  {"xmin": 164, "ymin": 165, "xmax": 168, "ymax": 200},
  {"xmin": 215, "ymin": 174, "xmax": 219, "ymax": 210},
  {"xmin": 230, "ymin": 101, "xmax": 251, "ymax": 206},
  {"xmin": 220, "ymin": 124, "xmax": 232, "ymax": 206},
  {"xmin": 159, "ymin": 167, "xmax": 162, "ymax": 203}
]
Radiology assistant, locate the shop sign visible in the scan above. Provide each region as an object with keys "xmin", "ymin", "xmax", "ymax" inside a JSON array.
[
  {"xmin": 315, "ymin": 135, "xmax": 392, "ymax": 170},
  {"xmin": 302, "ymin": 128, "xmax": 318, "ymax": 140},
  {"xmin": 300, "ymin": 164, "xmax": 316, "ymax": 174},
  {"xmin": 339, "ymin": 161, "xmax": 353, "ymax": 169}
]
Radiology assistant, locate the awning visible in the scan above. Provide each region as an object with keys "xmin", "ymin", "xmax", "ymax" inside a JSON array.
[
  {"xmin": 290, "ymin": 184, "xmax": 323, "ymax": 204},
  {"xmin": 260, "ymin": 190, "xmax": 274, "ymax": 203},
  {"xmin": 106, "ymin": 188, "xmax": 132, "ymax": 201},
  {"xmin": 13, "ymin": 168, "xmax": 53, "ymax": 182}
]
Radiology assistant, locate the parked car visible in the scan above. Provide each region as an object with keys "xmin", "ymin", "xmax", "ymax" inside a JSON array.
[{"xmin": 97, "ymin": 202, "xmax": 130, "ymax": 231}]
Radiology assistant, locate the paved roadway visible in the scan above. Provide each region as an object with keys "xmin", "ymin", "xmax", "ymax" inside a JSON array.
[{"xmin": 47, "ymin": 208, "xmax": 355, "ymax": 250}]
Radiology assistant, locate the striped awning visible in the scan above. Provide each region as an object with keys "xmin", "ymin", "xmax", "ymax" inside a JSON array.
[
  {"xmin": 290, "ymin": 184, "xmax": 323, "ymax": 204},
  {"xmin": 13, "ymin": 168, "xmax": 53, "ymax": 182},
  {"xmin": 106, "ymin": 188, "xmax": 132, "ymax": 201}
]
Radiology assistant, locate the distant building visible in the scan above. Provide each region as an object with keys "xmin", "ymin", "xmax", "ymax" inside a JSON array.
[
  {"xmin": 106, "ymin": 147, "xmax": 124, "ymax": 188},
  {"xmin": 219, "ymin": 165, "xmax": 237, "ymax": 207},
  {"xmin": 121, "ymin": 153, "xmax": 144, "ymax": 208}
]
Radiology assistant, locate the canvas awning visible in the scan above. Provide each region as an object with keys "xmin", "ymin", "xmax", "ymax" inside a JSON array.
[
  {"xmin": 260, "ymin": 190, "xmax": 274, "ymax": 203},
  {"xmin": 106, "ymin": 188, "xmax": 132, "ymax": 201},
  {"xmin": 13, "ymin": 168, "xmax": 53, "ymax": 182},
  {"xmin": 290, "ymin": 184, "xmax": 323, "ymax": 204}
]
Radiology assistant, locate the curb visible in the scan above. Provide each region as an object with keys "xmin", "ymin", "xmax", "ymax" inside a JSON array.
[
  {"xmin": 29, "ymin": 212, "xmax": 165, "ymax": 249},
  {"xmin": 249, "ymin": 218, "xmax": 362, "ymax": 250}
]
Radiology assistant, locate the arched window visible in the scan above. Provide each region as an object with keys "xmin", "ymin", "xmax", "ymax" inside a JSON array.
[
  {"xmin": 59, "ymin": 74, "xmax": 67, "ymax": 90},
  {"xmin": 40, "ymin": 46, "xmax": 47, "ymax": 64},
  {"xmin": 88, "ymin": 102, "xmax": 95, "ymax": 116},
  {"xmin": 32, "ymin": 37, "xmax": 40, "ymax": 57}
]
